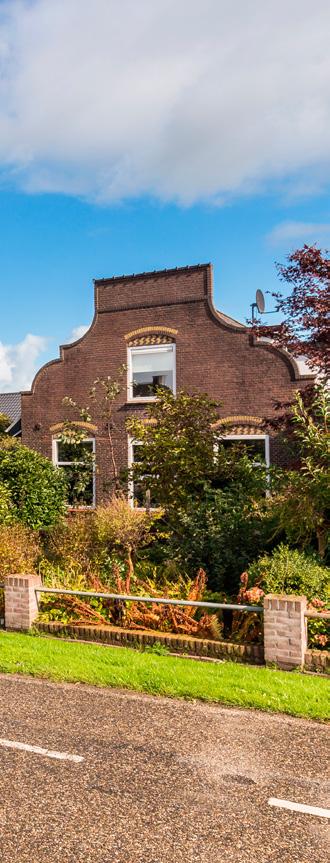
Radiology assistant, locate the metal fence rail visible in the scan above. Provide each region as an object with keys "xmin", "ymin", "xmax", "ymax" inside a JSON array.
[{"xmin": 35, "ymin": 586, "xmax": 263, "ymax": 614}]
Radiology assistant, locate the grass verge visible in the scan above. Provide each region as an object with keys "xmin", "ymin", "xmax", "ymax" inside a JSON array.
[{"xmin": 0, "ymin": 631, "xmax": 328, "ymax": 721}]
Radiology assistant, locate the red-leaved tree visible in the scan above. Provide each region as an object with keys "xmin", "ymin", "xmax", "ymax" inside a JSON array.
[{"xmin": 254, "ymin": 245, "xmax": 330, "ymax": 377}]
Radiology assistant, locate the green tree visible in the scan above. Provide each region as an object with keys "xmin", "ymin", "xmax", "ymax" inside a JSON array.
[
  {"xmin": 270, "ymin": 385, "xmax": 330, "ymax": 558},
  {"xmin": 0, "ymin": 481, "xmax": 14, "ymax": 524},
  {"xmin": 60, "ymin": 366, "xmax": 126, "ymax": 503},
  {"xmin": 94, "ymin": 496, "xmax": 161, "ymax": 587},
  {"xmin": 127, "ymin": 389, "xmax": 271, "ymax": 592},
  {"xmin": 127, "ymin": 389, "xmax": 220, "ymax": 508},
  {"xmin": 0, "ymin": 413, "xmax": 10, "ymax": 436},
  {"xmin": 0, "ymin": 438, "xmax": 67, "ymax": 529}
]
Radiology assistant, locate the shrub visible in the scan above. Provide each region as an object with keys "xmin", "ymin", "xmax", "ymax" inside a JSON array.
[
  {"xmin": 0, "ymin": 438, "xmax": 67, "ymax": 529},
  {"xmin": 247, "ymin": 544, "xmax": 329, "ymax": 650},
  {"xmin": 0, "ymin": 523, "xmax": 40, "ymax": 577},
  {"xmin": 162, "ymin": 486, "xmax": 273, "ymax": 594},
  {"xmin": 43, "ymin": 513, "xmax": 97, "ymax": 577},
  {"xmin": 268, "ymin": 386, "xmax": 330, "ymax": 559},
  {"xmin": 94, "ymin": 497, "xmax": 161, "ymax": 587},
  {"xmin": 0, "ymin": 412, "xmax": 10, "ymax": 435},
  {"xmin": 0, "ymin": 482, "xmax": 14, "ymax": 524},
  {"xmin": 247, "ymin": 544, "xmax": 329, "ymax": 602}
]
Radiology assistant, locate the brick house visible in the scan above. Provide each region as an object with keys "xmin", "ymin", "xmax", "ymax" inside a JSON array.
[
  {"xmin": 20, "ymin": 263, "xmax": 313, "ymax": 506},
  {"xmin": 0, "ymin": 392, "xmax": 21, "ymax": 437}
]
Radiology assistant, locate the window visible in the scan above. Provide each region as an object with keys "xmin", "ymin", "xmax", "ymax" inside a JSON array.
[
  {"xmin": 128, "ymin": 437, "xmax": 157, "ymax": 509},
  {"xmin": 128, "ymin": 344, "xmax": 176, "ymax": 401},
  {"xmin": 128, "ymin": 439, "xmax": 145, "ymax": 508},
  {"xmin": 52, "ymin": 438, "xmax": 95, "ymax": 507},
  {"xmin": 217, "ymin": 435, "xmax": 270, "ymax": 467}
]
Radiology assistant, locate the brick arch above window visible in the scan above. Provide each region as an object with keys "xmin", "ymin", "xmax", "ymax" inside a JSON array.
[
  {"xmin": 49, "ymin": 421, "xmax": 98, "ymax": 434},
  {"xmin": 212, "ymin": 415, "xmax": 264, "ymax": 436},
  {"xmin": 124, "ymin": 326, "xmax": 178, "ymax": 347}
]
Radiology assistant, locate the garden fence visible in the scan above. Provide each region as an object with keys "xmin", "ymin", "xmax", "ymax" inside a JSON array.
[{"xmin": 1, "ymin": 576, "xmax": 329, "ymax": 671}]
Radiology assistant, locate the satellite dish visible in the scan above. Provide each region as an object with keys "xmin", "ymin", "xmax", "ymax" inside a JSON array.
[{"xmin": 256, "ymin": 289, "xmax": 265, "ymax": 314}]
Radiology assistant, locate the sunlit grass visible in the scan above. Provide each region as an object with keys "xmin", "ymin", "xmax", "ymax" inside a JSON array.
[{"xmin": 0, "ymin": 631, "xmax": 328, "ymax": 721}]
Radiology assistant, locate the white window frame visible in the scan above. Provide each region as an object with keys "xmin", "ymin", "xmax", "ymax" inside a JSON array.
[
  {"xmin": 128, "ymin": 435, "xmax": 138, "ymax": 506},
  {"xmin": 127, "ymin": 343, "xmax": 176, "ymax": 403},
  {"xmin": 218, "ymin": 434, "xmax": 270, "ymax": 468},
  {"xmin": 52, "ymin": 436, "xmax": 96, "ymax": 509},
  {"xmin": 127, "ymin": 436, "xmax": 159, "ymax": 510}
]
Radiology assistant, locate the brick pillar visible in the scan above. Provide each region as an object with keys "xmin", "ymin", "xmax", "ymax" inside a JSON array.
[
  {"xmin": 263, "ymin": 594, "xmax": 307, "ymax": 670},
  {"xmin": 4, "ymin": 574, "xmax": 42, "ymax": 631}
]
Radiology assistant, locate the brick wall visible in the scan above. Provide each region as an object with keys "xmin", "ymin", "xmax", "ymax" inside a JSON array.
[
  {"xmin": 4, "ymin": 579, "xmax": 327, "ymax": 672},
  {"xmin": 264, "ymin": 594, "xmax": 307, "ymax": 670},
  {"xmin": 4, "ymin": 574, "xmax": 42, "ymax": 631},
  {"xmin": 21, "ymin": 263, "xmax": 312, "ymax": 501}
]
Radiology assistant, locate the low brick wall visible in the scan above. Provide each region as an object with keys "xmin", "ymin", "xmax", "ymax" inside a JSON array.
[
  {"xmin": 36, "ymin": 621, "xmax": 264, "ymax": 664},
  {"xmin": 4, "ymin": 574, "xmax": 42, "ymax": 631},
  {"xmin": 263, "ymin": 594, "xmax": 307, "ymax": 670},
  {"xmin": 304, "ymin": 649, "xmax": 329, "ymax": 674},
  {"xmin": 5, "ymin": 576, "xmax": 328, "ymax": 672}
]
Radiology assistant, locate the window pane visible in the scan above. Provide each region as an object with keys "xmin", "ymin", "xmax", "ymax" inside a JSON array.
[
  {"xmin": 132, "ymin": 443, "xmax": 143, "ymax": 463},
  {"xmin": 57, "ymin": 440, "xmax": 93, "ymax": 463},
  {"xmin": 130, "ymin": 440, "xmax": 158, "ymax": 508},
  {"xmin": 61, "ymin": 464, "xmax": 94, "ymax": 506},
  {"xmin": 133, "ymin": 373, "xmax": 173, "ymax": 398},
  {"xmin": 131, "ymin": 347, "xmax": 174, "ymax": 398},
  {"xmin": 133, "ymin": 480, "xmax": 145, "ymax": 508},
  {"xmin": 132, "ymin": 347, "xmax": 173, "ymax": 373},
  {"xmin": 221, "ymin": 438, "xmax": 266, "ymax": 461}
]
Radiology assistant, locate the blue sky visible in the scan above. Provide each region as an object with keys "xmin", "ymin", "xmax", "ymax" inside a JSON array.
[{"xmin": 0, "ymin": 1, "xmax": 329, "ymax": 390}]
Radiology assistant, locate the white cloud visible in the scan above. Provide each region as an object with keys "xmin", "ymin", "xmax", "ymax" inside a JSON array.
[
  {"xmin": 66, "ymin": 325, "xmax": 89, "ymax": 343},
  {"xmin": 267, "ymin": 221, "xmax": 330, "ymax": 247},
  {"xmin": 0, "ymin": 1, "xmax": 330, "ymax": 205},
  {"xmin": 0, "ymin": 334, "xmax": 48, "ymax": 391}
]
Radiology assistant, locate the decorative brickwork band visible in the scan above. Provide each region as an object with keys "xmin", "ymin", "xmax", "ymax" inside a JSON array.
[
  {"xmin": 50, "ymin": 421, "xmax": 98, "ymax": 433},
  {"xmin": 127, "ymin": 334, "xmax": 174, "ymax": 347},
  {"xmin": 213, "ymin": 415, "xmax": 263, "ymax": 427},
  {"xmin": 263, "ymin": 594, "xmax": 307, "ymax": 670},
  {"xmin": 4, "ymin": 574, "xmax": 42, "ymax": 631}
]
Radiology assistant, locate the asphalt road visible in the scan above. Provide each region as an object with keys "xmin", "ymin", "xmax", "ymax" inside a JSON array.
[{"xmin": 0, "ymin": 675, "xmax": 328, "ymax": 862}]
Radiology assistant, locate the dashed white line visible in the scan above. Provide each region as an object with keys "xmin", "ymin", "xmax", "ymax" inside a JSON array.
[
  {"xmin": 268, "ymin": 798, "xmax": 330, "ymax": 819},
  {"xmin": 0, "ymin": 737, "xmax": 84, "ymax": 763}
]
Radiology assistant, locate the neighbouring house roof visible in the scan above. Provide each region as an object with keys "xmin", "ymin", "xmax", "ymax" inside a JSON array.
[{"xmin": 0, "ymin": 391, "xmax": 21, "ymax": 425}]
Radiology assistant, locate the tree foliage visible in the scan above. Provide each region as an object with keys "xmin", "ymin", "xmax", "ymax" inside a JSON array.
[
  {"xmin": 127, "ymin": 389, "xmax": 271, "ymax": 592},
  {"xmin": 127, "ymin": 388, "xmax": 219, "ymax": 507},
  {"xmin": 0, "ymin": 413, "xmax": 10, "ymax": 436},
  {"xmin": 94, "ymin": 496, "xmax": 161, "ymax": 584},
  {"xmin": 270, "ymin": 385, "xmax": 330, "ymax": 558},
  {"xmin": 166, "ymin": 485, "xmax": 273, "ymax": 593},
  {"xmin": 253, "ymin": 245, "xmax": 329, "ymax": 376},
  {"xmin": 60, "ymin": 366, "xmax": 126, "ymax": 503},
  {"xmin": 247, "ymin": 544, "xmax": 329, "ymax": 603},
  {"xmin": 0, "ymin": 522, "xmax": 40, "ymax": 577},
  {"xmin": 0, "ymin": 438, "xmax": 67, "ymax": 529},
  {"xmin": 0, "ymin": 481, "xmax": 14, "ymax": 524}
]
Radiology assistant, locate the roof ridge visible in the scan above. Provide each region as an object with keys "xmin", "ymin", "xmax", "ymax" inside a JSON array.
[{"xmin": 94, "ymin": 262, "xmax": 211, "ymax": 285}]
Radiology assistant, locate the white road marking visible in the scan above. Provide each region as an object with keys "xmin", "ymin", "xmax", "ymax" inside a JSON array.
[
  {"xmin": 268, "ymin": 798, "xmax": 330, "ymax": 819},
  {"xmin": 0, "ymin": 737, "xmax": 84, "ymax": 763}
]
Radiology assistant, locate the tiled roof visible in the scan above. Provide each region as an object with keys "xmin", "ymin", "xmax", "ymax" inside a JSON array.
[{"xmin": 0, "ymin": 392, "xmax": 21, "ymax": 425}]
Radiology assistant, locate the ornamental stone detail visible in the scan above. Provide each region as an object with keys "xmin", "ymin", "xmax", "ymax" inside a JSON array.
[{"xmin": 124, "ymin": 326, "xmax": 178, "ymax": 344}]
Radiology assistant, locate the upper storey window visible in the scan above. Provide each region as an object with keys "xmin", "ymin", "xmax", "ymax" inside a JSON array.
[{"xmin": 128, "ymin": 343, "xmax": 176, "ymax": 401}]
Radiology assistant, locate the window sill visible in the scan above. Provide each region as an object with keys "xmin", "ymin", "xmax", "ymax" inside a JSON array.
[{"xmin": 126, "ymin": 397, "xmax": 158, "ymax": 404}]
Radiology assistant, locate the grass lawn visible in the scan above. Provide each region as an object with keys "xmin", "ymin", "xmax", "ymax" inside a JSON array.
[{"xmin": 0, "ymin": 631, "xmax": 328, "ymax": 721}]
